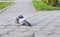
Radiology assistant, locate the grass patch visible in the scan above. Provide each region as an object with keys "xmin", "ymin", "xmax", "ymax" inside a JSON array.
[
  {"xmin": 0, "ymin": 2, "xmax": 13, "ymax": 10},
  {"xmin": 32, "ymin": 0, "xmax": 60, "ymax": 11}
]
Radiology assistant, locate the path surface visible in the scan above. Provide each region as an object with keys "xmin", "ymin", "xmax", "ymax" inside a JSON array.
[{"xmin": 0, "ymin": 0, "xmax": 60, "ymax": 37}]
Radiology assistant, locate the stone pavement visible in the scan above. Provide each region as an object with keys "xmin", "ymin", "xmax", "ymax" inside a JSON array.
[
  {"xmin": 0, "ymin": 0, "xmax": 60, "ymax": 37},
  {"xmin": 0, "ymin": 11, "xmax": 60, "ymax": 37}
]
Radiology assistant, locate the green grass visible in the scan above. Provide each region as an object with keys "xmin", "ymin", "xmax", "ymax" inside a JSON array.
[
  {"xmin": 32, "ymin": 0, "xmax": 60, "ymax": 11},
  {"xmin": 0, "ymin": 2, "xmax": 13, "ymax": 10}
]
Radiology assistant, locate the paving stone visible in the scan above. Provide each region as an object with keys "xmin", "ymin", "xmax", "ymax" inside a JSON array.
[
  {"xmin": 0, "ymin": 28, "xmax": 9, "ymax": 34},
  {"xmin": 55, "ymin": 25, "xmax": 60, "ymax": 28},
  {"xmin": 0, "ymin": 23, "xmax": 3, "ymax": 26},
  {"xmin": 34, "ymin": 32, "xmax": 51, "ymax": 37},
  {"xmin": 35, "ymin": 14, "xmax": 58, "ymax": 28},
  {"xmin": 0, "ymin": 26, "xmax": 17, "ymax": 34},
  {"xmin": 53, "ymin": 28, "xmax": 60, "ymax": 34},
  {"xmin": 0, "ymin": 29, "xmax": 12, "ymax": 34},
  {"xmin": 0, "ymin": 26, "xmax": 5, "ymax": 29},
  {"xmin": 39, "ymin": 30, "xmax": 54, "ymax": 35},
  {"xmin": 28, "ymin": 12, "xmax": 55, "ymax": 26},
  {"xmin": 22, "ymin": 31, "xmax": 34, "ymax": 37},
  {"xmin": 2, "ymin": 32, "xmax": 23, "ymax": 37},
  {"xmin": 42, "ymin": 27, "xmax": 55, "ymax": 32},
  {"xmin": 29, "ymin": 26, "xmax": 41, "ymax": 32},
  {"xmin": 5, "ymin": 25, "xmax": 17, "ymax": 29},
  {"xmin": 2, "ymin": 31, "xmax": 34, "ymax": 37},
  {"xmin": 53, "ymin": 17, "xmax": 60, "ymax": 23},
  {"xmin": 14, "ymin": 26, "xmax": 31, "ymax": 32},
  {"xmin": 39, "ymin": 14, "xmax": 59, "ymax": 26},
  {"xmin": 50, "ymin": 34, "xmax": 60, "ymax": 37},
  {"xmin": 1, "ymin": 23, "xmax": 12, "ymax": 26}
]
